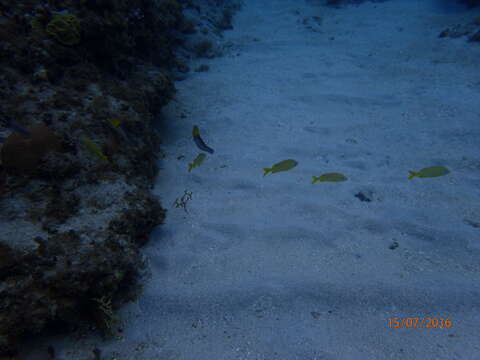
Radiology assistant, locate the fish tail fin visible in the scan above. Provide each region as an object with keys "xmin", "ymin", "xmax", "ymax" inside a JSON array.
[
  {"xmin": 311, "ymin": 176, "xmax": 318, "ymax": 184},
  {"xmin": 408, "ymin": 171, "xmax": 416, "ymax": 180},
  {"xmin": 263, "ymin": 168, "xmax": 270, "ymax": 177},
  {"xmin": 188, "ymin": 163, "xmax": 193, "ymax": 172}
]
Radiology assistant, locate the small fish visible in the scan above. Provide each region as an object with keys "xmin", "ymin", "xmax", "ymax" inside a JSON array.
[
  {"xmin": 263, "ymin": 159, "xmax": 298, "ymax": 176},
  {"xmin": 81, "ymin": 136, "xmax": 108, "ymax": 161},
  {"xmin": 192, "ymin": 125, "xmax": 214, "ymax": 154},
  {"xmin": 107, "ymin": 117, "xmax": 121, "ymax": 127},
  {"xmin": 188, "ymin": 153, "xmax": 206, "ymax": 172},
  {"xmin": 408, "ymin": 165, "xmax": 450, "ymax": 179},
  {"xmin": 107, "ymin": 117, "xmax": 136, "ymax": 145},
  {"xmin": 311, "ymin": 172, "xmax": 347, "ymax": 183}
]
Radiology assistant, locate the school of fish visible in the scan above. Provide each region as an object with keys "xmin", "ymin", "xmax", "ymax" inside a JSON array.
[{"xmin": 185, "ymin": 126, "xmax": 451, "ymax": 184}]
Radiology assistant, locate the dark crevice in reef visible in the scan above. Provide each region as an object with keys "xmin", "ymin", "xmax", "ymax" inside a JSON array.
[{"xmin": 0, "ymin": 0, "xmax": 240, "ymax": 354}]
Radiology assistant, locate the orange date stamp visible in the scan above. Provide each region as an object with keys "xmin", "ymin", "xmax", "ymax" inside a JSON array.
[{"xmin": 388, "ymin": 317, "xmax": 452, "ymax": 328}]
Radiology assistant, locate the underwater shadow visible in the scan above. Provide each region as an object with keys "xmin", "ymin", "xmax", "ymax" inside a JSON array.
[{"xmin": 433, "ymin": 0, "xmax": 478, "ymax": 13}]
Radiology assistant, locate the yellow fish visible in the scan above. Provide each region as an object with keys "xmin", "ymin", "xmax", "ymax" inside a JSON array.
[
  {"xmin": 188, "ymin": 153, "xmax": 206, "ymax": 172},
  {"xmin": 408, "ymin": 165, "xmax": 450, "ymax": 179},
  {"xmin": 81, "ymin": 136, "xmax": 108, "ymax": 161},
  {"xmin": 107, "ymin": 117, "xmax": 121, "ymax": 127},
  {"xmin": 263, "ymin": 159, "xmax": 298, "ymax": 176},
  {"xmin": 311, "ymin": 172, "xmax": 347, "ymax": 184}
]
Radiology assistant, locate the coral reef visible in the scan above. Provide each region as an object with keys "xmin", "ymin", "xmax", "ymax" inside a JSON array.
[{"xmin": 0, "ymin": 0, "xmax": 240, "ymax": 355}]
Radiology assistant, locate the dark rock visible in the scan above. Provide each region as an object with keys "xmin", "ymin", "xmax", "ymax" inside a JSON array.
[
  {"xmin": 354, "ymin": 192, "xmax": 372, "ymax": 202},
  {"xmin": 389, "ymin": 241, "xmax": 399, "ymax": 250}
]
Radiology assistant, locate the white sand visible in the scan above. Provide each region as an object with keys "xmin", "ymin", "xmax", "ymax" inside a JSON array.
[{"xmin": 28, "ymin": 0, "xmax": 480, "ymax": 359}]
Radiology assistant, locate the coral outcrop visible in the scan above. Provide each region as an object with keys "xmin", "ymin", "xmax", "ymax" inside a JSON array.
[{"xmin": 0, "ymin": 0, "xmax": 240, "ymax": 355}]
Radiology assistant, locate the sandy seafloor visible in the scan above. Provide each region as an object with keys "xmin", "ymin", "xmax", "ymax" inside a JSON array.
[{"xmin": 24, "ymin": 0, "xmax": 480, "ymax": 359}]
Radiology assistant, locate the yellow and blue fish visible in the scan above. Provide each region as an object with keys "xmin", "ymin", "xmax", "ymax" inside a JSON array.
[
  {"xmin": 311, "ymin": 172, "xmax": 347, "ymax": 183},
  {"xmin": 263, "ymin": 159, "xmax": 298, "ymax": 176},
  {"xmin": 192, "ymin": 125, "xmax": 214, "ymax": 154},
  {"xmin": 408, "ymin": 165, "xmax": 450, "ymax": 179}
]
